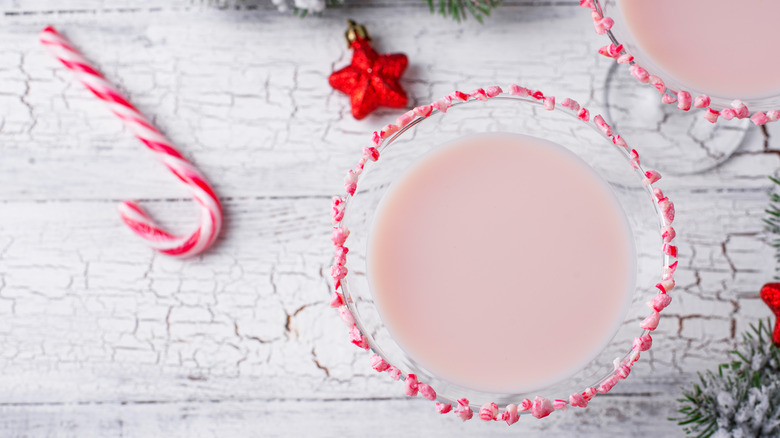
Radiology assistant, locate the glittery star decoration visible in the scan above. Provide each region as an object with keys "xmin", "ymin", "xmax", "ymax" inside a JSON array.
[
  {"xmin": 329, "ymin": 20, "xmax": 408, "ymax": 120},
  {"xmin": 760, "ymin": 282, "xmax": 780, "ymax": 346}
]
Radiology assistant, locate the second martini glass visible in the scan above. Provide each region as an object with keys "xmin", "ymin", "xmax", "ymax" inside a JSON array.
[{"xmin": 588, "ymin": 0, "xmax": 780, "ymax": 174}]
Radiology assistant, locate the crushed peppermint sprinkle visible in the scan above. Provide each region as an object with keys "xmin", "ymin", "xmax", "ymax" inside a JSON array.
[{"xmin": 328, "ymin": 85, "xmax": 677, "ymax": 423}]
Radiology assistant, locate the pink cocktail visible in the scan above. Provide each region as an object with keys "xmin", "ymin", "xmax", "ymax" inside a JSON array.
[
  {"xmin": 331, "ymin": 86, "xmax": 677, "ymax": 421},
  {"xmin": 368, "ymin": 133, "xmax": 635, "ymax": 394}
]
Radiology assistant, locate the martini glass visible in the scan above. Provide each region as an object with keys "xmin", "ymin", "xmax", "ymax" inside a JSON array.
[
  {"xmin": 591, "ymin": 0, "xmax": 780, "ymax": 175},
  {"xmin": 332, "ymin": 88, "xmax": 676, "ymax": 418}
]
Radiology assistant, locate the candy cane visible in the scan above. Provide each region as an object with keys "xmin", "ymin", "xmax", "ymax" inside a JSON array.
[{"xmin": 39, "ymin": 26, "xmax": 222, "ymax": 258}]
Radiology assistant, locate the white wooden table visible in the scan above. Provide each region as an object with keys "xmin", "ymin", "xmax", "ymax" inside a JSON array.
[{"xmin": 0, "ymin": 1, "xmax": 777, "ymax": 436}]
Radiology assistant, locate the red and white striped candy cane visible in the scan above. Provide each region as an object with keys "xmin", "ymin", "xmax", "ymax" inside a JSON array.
[{"xmin": 39, "ymin": 26, "xmax": 222, "ymax": 258}]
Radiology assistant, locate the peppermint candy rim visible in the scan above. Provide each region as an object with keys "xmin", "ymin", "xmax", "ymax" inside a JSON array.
[
  {"xmin": 582, "ymin": 0, "xmax": 779, "ymax": 126},
  {"xmin": 329, "ymin": 85, "xmax": 677, "ymax": 423}
]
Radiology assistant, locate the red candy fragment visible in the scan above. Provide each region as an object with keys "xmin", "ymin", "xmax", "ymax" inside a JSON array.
[{"xmin": 479, "ymin": 402, "xmax": 499, "ymax": 421}]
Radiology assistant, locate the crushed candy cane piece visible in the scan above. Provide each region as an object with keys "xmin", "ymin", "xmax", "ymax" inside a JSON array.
[
  {"xmin": 569, "ymin": 393, "xmax": 588, "ymax": 408},
  {"xmin": 436, "ymin": 402, "xmax": 452, "ymax": 414},
  {"xmin": 502, "ymin": 404, "xmax": 519, "ymax": 425},
  {"xmin": 329, "ymin": 291, "xmax": 344, "ymax": 308},
  {"xmin": 594, "ymin": 114, "xmax": 613, "ymax": 136},
  {"xmin": 331, "ymin": 264, "xmax": 348, "ymax": 283},
  {"xmin": 644, "ymin": 170, "xmax": 662, "ymax": 185},
  {"xmin": 404, "ymin": 374, "xmax": 419, "ymax": 396},
  {"xmin": 629, "ymin": 64, "xmax": 650, "ymax": 83},
  {"xmin": 470, "ymin": 88, "xmax": 488, "ymax": 101},
  {"xmin": 594, "ymin": 17, "xmax": 614, "ymax": 34},
  {"xmin": 369, "ymin": 354, "xmax": 390, "ymax": 372},
  {"xmin": 633, "ymin": 334, "xmax": 653, "ymax": 351},
  {"xmin": 331, "ymin": 197, "xmax": 346, "ymax": 224},
  {"xmin": 561, "ymin": 98, "xmax": 580, "ymax": 112},
  {"xmin": 598, "ymin": 375, "xmax": 620, "ymax": 393},
  {"xmin": 334, "ymin": 245, "xmax": 348, "ymax": 266},
  {"xmin": 348, "ymin": 325, "xmax": 369, "ymax": 349},
  {"xmin": 455, "ymin": 398, "xmax": 474, "ymax": 421},
  {"xmin": 663, "ymin": 261, "xmax": 679, "ymax": 279},
  {"xmin": 694, "ymin": 95, "xmax": 710, "ymax": 108},
  {"xmin": 344, "ymin": 170, "xmax": 359, "ymax": 195},
  {"xmin": 577, "ymin": 107, "xmax": 590, "ymax": 121},
  {"xmin": 414, "ymin": 105, "xmax": 433, "ymax": 117},
  {"xmin": 418, "ymin": 383, "xmax": 437, "ymax": 400},
  {"xmin": 479, "ymin": 402, "xmax": 499, "ymax": 421},
  {"xmin": 509, "ymin": 84, "xmax": 531, "ymax": 97},
  {"xmin": 396, "ymin": 110, "xmax": 415, "ymax": 128},
  {"xmin": 388, "ymin": 366, "xmax": 401, "ymax": 380},
  {"xmin": 732, "ymin": 100, "xmax": 750, "ymax": 119},
  {"xmin": 450, "ymin": 91, "xmax": 469, "ymax": 102},
  {"xmin": 651, "ymin": 293, "xmax": 673, "ymax": 312},
  {"xmin": 432, "ymin": 98, "xmax": 451, "ymax": 113},
  {"xmin": 661, "ymin": 226, "xmax": 676, "ymax": 243},
  {"xmin": 544, "ymin": 96, "xmax": 555, "ymax": 110},
  {"xmin": 640, "ymin": 311, "xmax": 660, "ymax": 330},
  {"xmin": 677, "ymin": 91, "xmax": 692, "ymax": 111},
  {"xmin": 752, "ymin": 112, "xmax": 769, "ymax": 125},
  {"xmin": 338, "ymin": 306, "xmax": 355, "ymax": 325},
  {"xmin": 649, "ymin": 75, "xmax": 666, "ymax": 94},
  {"xmin": 720, "ymin": 108, "xmax": 736, "ymax": 120},
  {"xmin": 531, "ymin": 396, "xmax": 554, "ymax": 419},
  {"xmin": 658, "ymin": 198, "xmax": 675, "ymax": 224},
  {"xmin": 486, "ymin": 86, "xmax": 502, "ymax": 97},
  {"xmin": 331, "ymin": 227, "xmax": 350, "ymax": 246},
  {"xmin": 661, "ymin": 93, "xmax": 677, "ymax": 105},
  {"xmin": 704, "ymin": 108, "xmax": 720, "ymax": 123}
]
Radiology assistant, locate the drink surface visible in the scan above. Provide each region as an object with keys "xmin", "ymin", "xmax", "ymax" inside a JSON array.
[
  {"xmin": 367, "ymin": 133, "xmax": 635, "ymax": 393},
  {"xmin": 618, "ymin": 0, "xmax": 780, "ymax": 98}
]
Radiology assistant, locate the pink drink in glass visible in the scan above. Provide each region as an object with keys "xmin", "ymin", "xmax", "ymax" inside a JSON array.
[{"xmin": 367, "ymin": 133, "xmax": 636, "ymax": 393}]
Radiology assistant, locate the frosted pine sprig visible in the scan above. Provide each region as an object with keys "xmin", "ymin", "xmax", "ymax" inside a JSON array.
[{"xmin": 674, "ymin": 319, "xmax": 780, "ymax": 437}]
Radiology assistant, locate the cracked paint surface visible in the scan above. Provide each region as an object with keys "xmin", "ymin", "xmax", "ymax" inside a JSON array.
[{"xmin": 0, "ymin": 1, "xmax": 779, "ymax": 436}]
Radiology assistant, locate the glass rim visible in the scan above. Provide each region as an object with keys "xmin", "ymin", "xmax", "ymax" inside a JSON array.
[{"xmin": 329, "ymin": 85, "xmax": 678, "ymax": 421}]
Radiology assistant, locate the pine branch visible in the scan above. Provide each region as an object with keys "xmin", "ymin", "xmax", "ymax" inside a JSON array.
[
  {"xmin": 426, "ymin": 0, "xmax": 502, "ymax": 22},
  {"xmin": 766, "ymin": 176, "xmax": 780, "ymax": 279},
  {"xmin": 672, "ymin": 318, "xmax": 780, "ymax": 437}
]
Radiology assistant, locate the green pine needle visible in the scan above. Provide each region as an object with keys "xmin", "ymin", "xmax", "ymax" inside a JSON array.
[
  {"xmin": 426, "ymin": 0, "xmax": 502, "ymax": 22},
  {"xmin": 767, "ymin": 176, "xmax": 780, "ymax": 279}
]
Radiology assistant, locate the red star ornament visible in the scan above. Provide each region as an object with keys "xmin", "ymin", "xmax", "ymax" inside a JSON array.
[
  {"xmin": 760, "ymin": 282, "xmax": 780, "ymax": 346},
  {"xmin": 329, "ymin": 21, "xmax": 408, "ymax": 120}
]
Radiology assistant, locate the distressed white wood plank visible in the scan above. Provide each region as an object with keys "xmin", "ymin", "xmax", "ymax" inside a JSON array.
[
  {"xmin": 0, "ymin": 6, "xmax": 606, "ymax": 202},
  {"xmin": 0, "ymin": 397, "xmax": 682, "ymax": 437}
]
